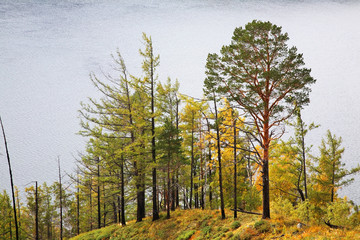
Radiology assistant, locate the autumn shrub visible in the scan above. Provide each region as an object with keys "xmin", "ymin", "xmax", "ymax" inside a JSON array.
[
  {"xmin": 324, "ymin": 199, "xmax": 351, "ymax": 226},
  {"xmin": 271, "ymin": 197, "xmax": 294, "ymax": 218},
  {"xmin": 201, "ymin": 226, "xmax": 211, "ymax": 236},
  {"xmin": 293, "ymin": 199, "xmax": 318, "ymax": 224},
  {"xmin": 234, "ymin": 227, "xmax": 257, "ymax": 240},
  {"xmin": 230, "ymin": 220, "xmax": 241, "ymax": 230},
  {"xmin": 254, "ymin": 220, "xmax": 271, "ymax": 233},
  {"xmin": 227, "ymin": 232, "xmax": 234, "ymax": 238},
  {"xmin": 222, "ymin": 226, "xmax": 230, "ymax": 232},
  {"xmin": 176, "ymin": 230, "xmax": 195, "ymax": 240},
  {"xmin": 243, "ymin": 187, "xmax": 261, "ymax": 211}
]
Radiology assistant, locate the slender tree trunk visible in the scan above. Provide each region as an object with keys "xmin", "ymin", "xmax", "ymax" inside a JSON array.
[
  {"xmin": 209, "ymin": 168, "xmax": 213, "ymax": 209},
  {"xmin": 89, "ymin": 178, "xmax": 93, "ymax": 231},
  {"xmin": 58, "ymin": 158, "xmax": 63, "ymax": 239},
  {"xmin": 175, "ymin": 98, "xmax": 180, "ymax": 208},
  {"xmin": 190, "ymin": 119, "xmax": 194, "ymax": 209},
  {"xmin": 15, "ymin": 188, "xmax": 21, "ymax": 239},
  {"xmin": 208, "ymin": 132, "xmax": 213, "ymax": 210},
  {"xmin": 103, "ymin": 184, "xmax": 106, "ymax": 227},
  {"xmin": 0, "ymin": 117, "xmax": 19, "ymax": 240},
  {"xmin": 200, "ymin": 127, "xmax": 204, "ymax": 210},
  {"xmin": 117, "ymin": 196, "xmax": 121, "ymax": 224},
  {"xmin": 120, "ymin": 156, "xmax": 126, "ymax": 226},
  {"xmin": 97, "ymin": 158, "xmax": 101, "ymax": 229},
  {"xmin": 299, "ymin": 113, "xmax": 308, "ymax": 199},
  {"xmin": 125, "ymin": 68, "xmax": 144, "ymax": 222},
  {"xmin": 195, "ymin": 173, "xmax": 198, "ymax": 209},
  {"xmin": 233, "ymin": 119, "xmax": 237, "ymax": 219},
  {"xmin": 331, "ymin": 161, "xmax": 335, "ymax": 202},
  {"xmin": 76, "ymin": 175, "xmax": 80, "ymax": 235},
  {"xmin": 163, "ymin": 178, "xmax": 166, "ymax": 211},
  {"xmin": 150, "ymin": 45, "xmax": 159, "ymax": 221},
  {"xmin": 296, "ymin": 159, "xmax": 305, "ymax": 202},
  {"xmin": 213, "ymin": 97, "xmax": 225, "ymax": 219},
  {"xmin": 35, "ymin": 181, "xmax": 39, "ymax": 240},
  {"xmin": 171, "ymin": 175, "xmax": 176, "ymax": 211},
  {"xmin": 176, "ymin": 172, "xmax": 179, "ymax": 208},
  {"xmin": 167, "ymin": 160, "xmax": 171, "ymax": 219}
]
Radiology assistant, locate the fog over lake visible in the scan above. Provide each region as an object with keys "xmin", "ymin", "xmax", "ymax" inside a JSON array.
[{"xmin": 1, "ymin": 0, "xmax": 360, "ymax": 203}]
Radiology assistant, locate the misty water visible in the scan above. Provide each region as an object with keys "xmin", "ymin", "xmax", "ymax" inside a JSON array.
[{"xmin": 1, "ymin": 0, "xmax": 360, "ymax": 203}]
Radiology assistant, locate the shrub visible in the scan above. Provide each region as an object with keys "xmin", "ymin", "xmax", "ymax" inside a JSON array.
[
  {"xmin": 222, "ymin": 227, "xmax": 230, "ymax": 232},
  {"xmin": 324, "ymin": 199, "xmax": 352, "ymax": 226},
  {"xmin": 293, "ymin": 199, "xmax": 318, "ymax": 224},
  {"xmin": 201, "ymin": 226, "xmax": 211, "ymax": 235},
  {"xmin": 176, "ymin": 230, "xmax": 196, "ymax": 240},
  {"xmin": 230, "ymin": 221, "xmax": 241, "ymax": 230},
  {"xmin": 254, "ymin": 220, "xmax": 271, "ymax": 233},
  {"xmin": 271, "ymin": 197, "xmax": 294, "ymax": 218},
  {"xmin": 243, "ymin": 187, "xmax": 261, "ymax": 211},
  {"xmin": 235, "ymin": 227, "xmax": 257, "ymax": 240}
]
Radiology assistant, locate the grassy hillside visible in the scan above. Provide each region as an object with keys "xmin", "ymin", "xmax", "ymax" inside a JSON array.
[{"xmin": 70, "ymin": 209, "xmax": 360, "ymax": 240}]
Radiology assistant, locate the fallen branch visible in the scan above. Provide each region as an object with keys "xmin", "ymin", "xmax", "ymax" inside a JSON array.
[
  {"xmin": 324, "ymin": 220, "xmax": 344, "ymax": 229},
  {"xmin": 231, "ymin": 208, "xmax": 262, "ymax": 216}
]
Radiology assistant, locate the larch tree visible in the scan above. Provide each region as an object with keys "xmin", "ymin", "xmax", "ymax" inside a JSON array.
[
  {"xmin": 205, "ymin": 20, "xmax": 315, "ymax": 219},
  {"xmin": 312, "ymin": 130, "xmax": 360, "ymax": 203},
  {"xmin": 157, "ymin": 78, "xmax": 183, "ymax": 218},
  {"xmin": 139, "ymin": 33, "xmax": 160, "ymax": 221},
  {"xmin": 287, "ymin": 107, "xmax": 319, "ymax": 201},
  {"xmin": 180, "ymin": 97, "xmax": 205, "ymax": 210}
]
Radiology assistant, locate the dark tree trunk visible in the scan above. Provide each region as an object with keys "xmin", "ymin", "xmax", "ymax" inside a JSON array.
[
  {"xmin": 35, "ymin": 181, "xmax": 39, "ymax": 240},
  {"xmin": 208, "ymin": 132, "xmax": 213, "ymax": 210},
  {"xmin": 89, "ymin": 177, "xmax": 93, "ymax": 231},
  {"xmin": 58, "ymin": 158, "xmax": 63, "ymax": 239},
  {"xmin": 262, "ymin": 139, "xmax": 270, "ymax": 219},
  {"xmin": 233, "ymin": 119, "xmax": 237, "ymax": 219},
  {"xmin": 175, "ymin": 97, "xmax": 180, "ymax": 209},
  {"xmin": 120, "ymin": 156, "xmax": 126, "ymax": 226},
  {"xmin": 171, "ymin": 175, "xmax": 176, "ymax": 211},
  {"xmin": 331, "ymin": 161, "xmax": 335, "ymax": 202},
  {"xmin": 76, "ymin": 174, "xmax": 80, "ymax": 235},
  {"xmin": 89, "ymin": 179, "xmax": 93, "ymax": 231},
  {"xmin": 190, "ymin": 120, "xmax": 194, "ymax": 209},
  {"xmin": 117, "ymin": 196, "xmax": 121, "ymax": 224},
  {"xmin": 167, "ymin": 160, "xmax": 171, "ymax": 219},
  {"xmin": 200, "ymin": 131, "xmax": 204, "ymax": 210},
  {"xmin": 97, "ymin": 158, "xmax": 101, "ymax": 229},
  {"xmin": 0, "ymin": 117, "xmax": 19, "ymax": 240},
  {"xmin": 213, "ymin": 97, "xmax": 225, "ymax": 219},
  {"xmin": 103, "ymin": 185, "xmax": 106, "ymax": 227},
  {"xmin": 195, "ymin": 172, "xmax": 198, "ymax": 209},
  {"xmin": 150, "ymin": 46, "xmax": 159, "ymax": 221},
  {"xmin": 209, "ymin": 168, "xmax": 213, "ymax": 209},
  {"xmin": 299, "ymin": 111, "xmax": 308, "ymax": 200}
]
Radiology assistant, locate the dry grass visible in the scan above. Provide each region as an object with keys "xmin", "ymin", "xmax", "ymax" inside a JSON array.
[{"xmin": 70, "ymin": 208, "xmax": 360, "ymax": 240}]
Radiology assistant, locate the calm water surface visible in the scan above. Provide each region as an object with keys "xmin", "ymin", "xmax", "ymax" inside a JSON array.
[{"xmin": 1, "ymin": 0, "xmax": 360, "ymax": 203}]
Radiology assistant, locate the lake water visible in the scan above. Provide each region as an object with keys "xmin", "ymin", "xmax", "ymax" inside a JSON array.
[{"xmin": 1, "ymin": 0, "xmax": 360, "ymax": 203}]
